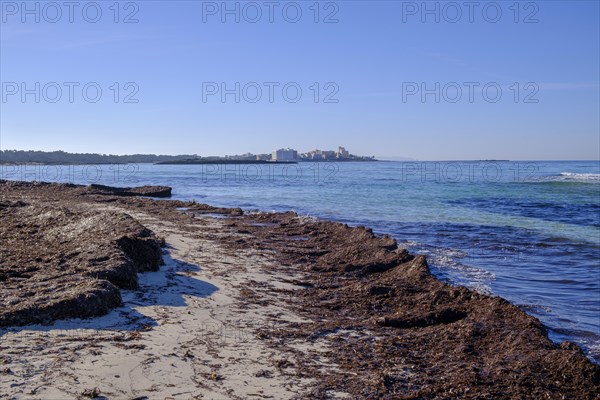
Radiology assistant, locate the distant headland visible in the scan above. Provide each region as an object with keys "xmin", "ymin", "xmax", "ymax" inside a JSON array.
[
  {"xmin": 0, "ymin": 147, "xmax": 377, "ymax": 165},
  {"xmin": 158, "ymin": 147, "xmax": 376, "ymax": 164}
]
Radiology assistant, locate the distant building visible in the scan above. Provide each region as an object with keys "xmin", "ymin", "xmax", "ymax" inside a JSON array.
[
  {"xmin": 303, "ymin": 149, "xmax": 323, "ymax": 160},
  {"xmin": 308, "ymin": 149, "xmax": 323, "ymax": 160},
  {"xmin": 272, "ymin": 148, "xmax": 298, "ymax": 161},
  {"xmin": 337, "ymin": 146, "xmax": 350, "ymax": 158},
  {"xmin": 323, "ymin": 150, "xmax": 336, "ymax": 159},
  {"xmin": 226, "ymin": 152, "xmax": 255, "ymax": 161}
]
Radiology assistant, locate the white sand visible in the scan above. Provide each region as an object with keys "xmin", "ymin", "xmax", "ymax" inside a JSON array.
[{"xmin": 0, "ymin": 207, "xmax": 344, "ymax": 399}]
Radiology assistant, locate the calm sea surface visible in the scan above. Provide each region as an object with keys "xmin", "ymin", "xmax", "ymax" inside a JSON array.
[{"xmin": 3, "ymin": 160, "xmax": 599, "ymax": 362}]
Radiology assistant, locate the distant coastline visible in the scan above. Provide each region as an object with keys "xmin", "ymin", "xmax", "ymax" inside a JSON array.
[
  {"xmin": 155, "ymin": 159, "xmax": 299, "ymax": 165},
  {"xmin": 0, "ymin": 159, "xmax": 381, "ymax": 166},
  {"xmin": 0, "ymin": 150, "xmax": 195, "ymax": 165},
  {"xmin": 155, "ymin": 158, "xmax": 379, "ymax": 165},
  {"xmin": 0, "ymin": 148, "xmax": 378, "ymax": 165}
]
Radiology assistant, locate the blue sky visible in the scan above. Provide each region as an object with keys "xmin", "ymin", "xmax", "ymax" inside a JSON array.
[{"xmin": 1, "ymin": 0, "xmax": 598, "ymax": 160}]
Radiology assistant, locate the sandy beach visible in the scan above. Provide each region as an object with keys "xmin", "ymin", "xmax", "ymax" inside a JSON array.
[{"xmin": 0, "ymin": 180, "xmax": 598, "ymax": 399}]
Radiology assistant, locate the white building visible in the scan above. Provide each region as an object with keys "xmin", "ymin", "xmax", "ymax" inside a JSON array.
[
  {"xmin": 337, "ymin": 146, "xmax": 350, "ymax": 158},
  {"xmin": 271, "ymin": 148, "xmax": 298, "ymax": 161}
]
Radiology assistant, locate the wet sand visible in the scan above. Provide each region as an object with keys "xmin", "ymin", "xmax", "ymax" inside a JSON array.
[{"xmin": 0, "ymin": 180, "xmax": 598, "ymax": 399}]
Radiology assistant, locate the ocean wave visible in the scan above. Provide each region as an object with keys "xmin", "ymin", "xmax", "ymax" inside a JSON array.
[
  {"xmin": 402, "ymin": 242, "xmax": 496, "ymax": 294},
  {"xmin": 526, "ymin": 172, "xmax": 600, "ymax": 184},
  {"xmin": 559, "ymin": 172, "xmax": 600, "ymax": 181}
]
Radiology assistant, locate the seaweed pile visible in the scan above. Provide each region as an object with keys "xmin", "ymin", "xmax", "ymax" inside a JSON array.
[
  {"xmin": 0, "ymin": 185, "xmax": 164, "ymax": 327},
  {"xmin": 85, "ymin": 183, "xmax": 172, "ymax": 198},
  {"xmin": 226, "ymin": 212, "xmax": 600, "ymax": 399}
]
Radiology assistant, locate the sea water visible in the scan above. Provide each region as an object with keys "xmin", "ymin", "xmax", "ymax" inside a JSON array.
[{"xmin": 3, "ymin": 160, "xmax": 599, "ymax": 362}]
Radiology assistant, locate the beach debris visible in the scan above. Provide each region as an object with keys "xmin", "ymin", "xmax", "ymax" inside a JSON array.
[
  {"xmin": 86, "ymin": 184, "xmax": 172, "ymax": 198},
  {"xmin": 81, "ymin": 387, "xmax": 101, "ymax": 398},
  {"xmin": 0, "ymin": 184, "xmax": 164, "ymax": 326}
]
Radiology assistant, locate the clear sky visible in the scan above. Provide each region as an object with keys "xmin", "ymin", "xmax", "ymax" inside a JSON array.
[{"xmin": 1, "ymin": 0, "xmax": 598, "ymax": 160}]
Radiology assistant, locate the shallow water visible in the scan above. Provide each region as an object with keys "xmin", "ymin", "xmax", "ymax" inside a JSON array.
[{"xmin": 3, "ymin": 160, "xmax": 599, "ymax": 362}]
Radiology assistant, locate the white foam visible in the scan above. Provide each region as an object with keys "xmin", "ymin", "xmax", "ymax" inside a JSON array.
[
  {"xmin": 528, "ymin": 172, "xmax": 600, "ymax": 183},
  {"xmin": 559, "ymin": 172, "xmax": 600, "ymax": 181},
  {"xmin": 414, "ymin": 246, "xmax": 496, "ymax": 295}
]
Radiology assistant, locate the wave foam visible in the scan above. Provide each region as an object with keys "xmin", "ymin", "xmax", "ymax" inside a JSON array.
[
  {"xmin": 525, "ymin": 172, "xmax": 600, "ymax": 184},
  {"xmin": 405, "ymin": 244, "xmax": 496, "ymax": 295},
  {"xmin": 559, "ymin": 172, "xmax": 600, "ymax": 181}
]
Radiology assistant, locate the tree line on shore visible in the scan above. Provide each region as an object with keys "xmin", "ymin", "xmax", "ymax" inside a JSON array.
[{"xmin": 0, "ymin": 150, "xmax": 197, "ymax": 164}]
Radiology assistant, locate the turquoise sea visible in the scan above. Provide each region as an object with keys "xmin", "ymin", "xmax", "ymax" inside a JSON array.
[{"xmin": 3, "ymin": 160, "xmax": 599, "ymax": 362}]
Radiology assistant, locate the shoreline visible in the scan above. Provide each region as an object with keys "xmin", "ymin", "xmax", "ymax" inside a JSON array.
[{"xmin": 1, "ymin": 180, "xmax": 598, "ymax": 399}]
